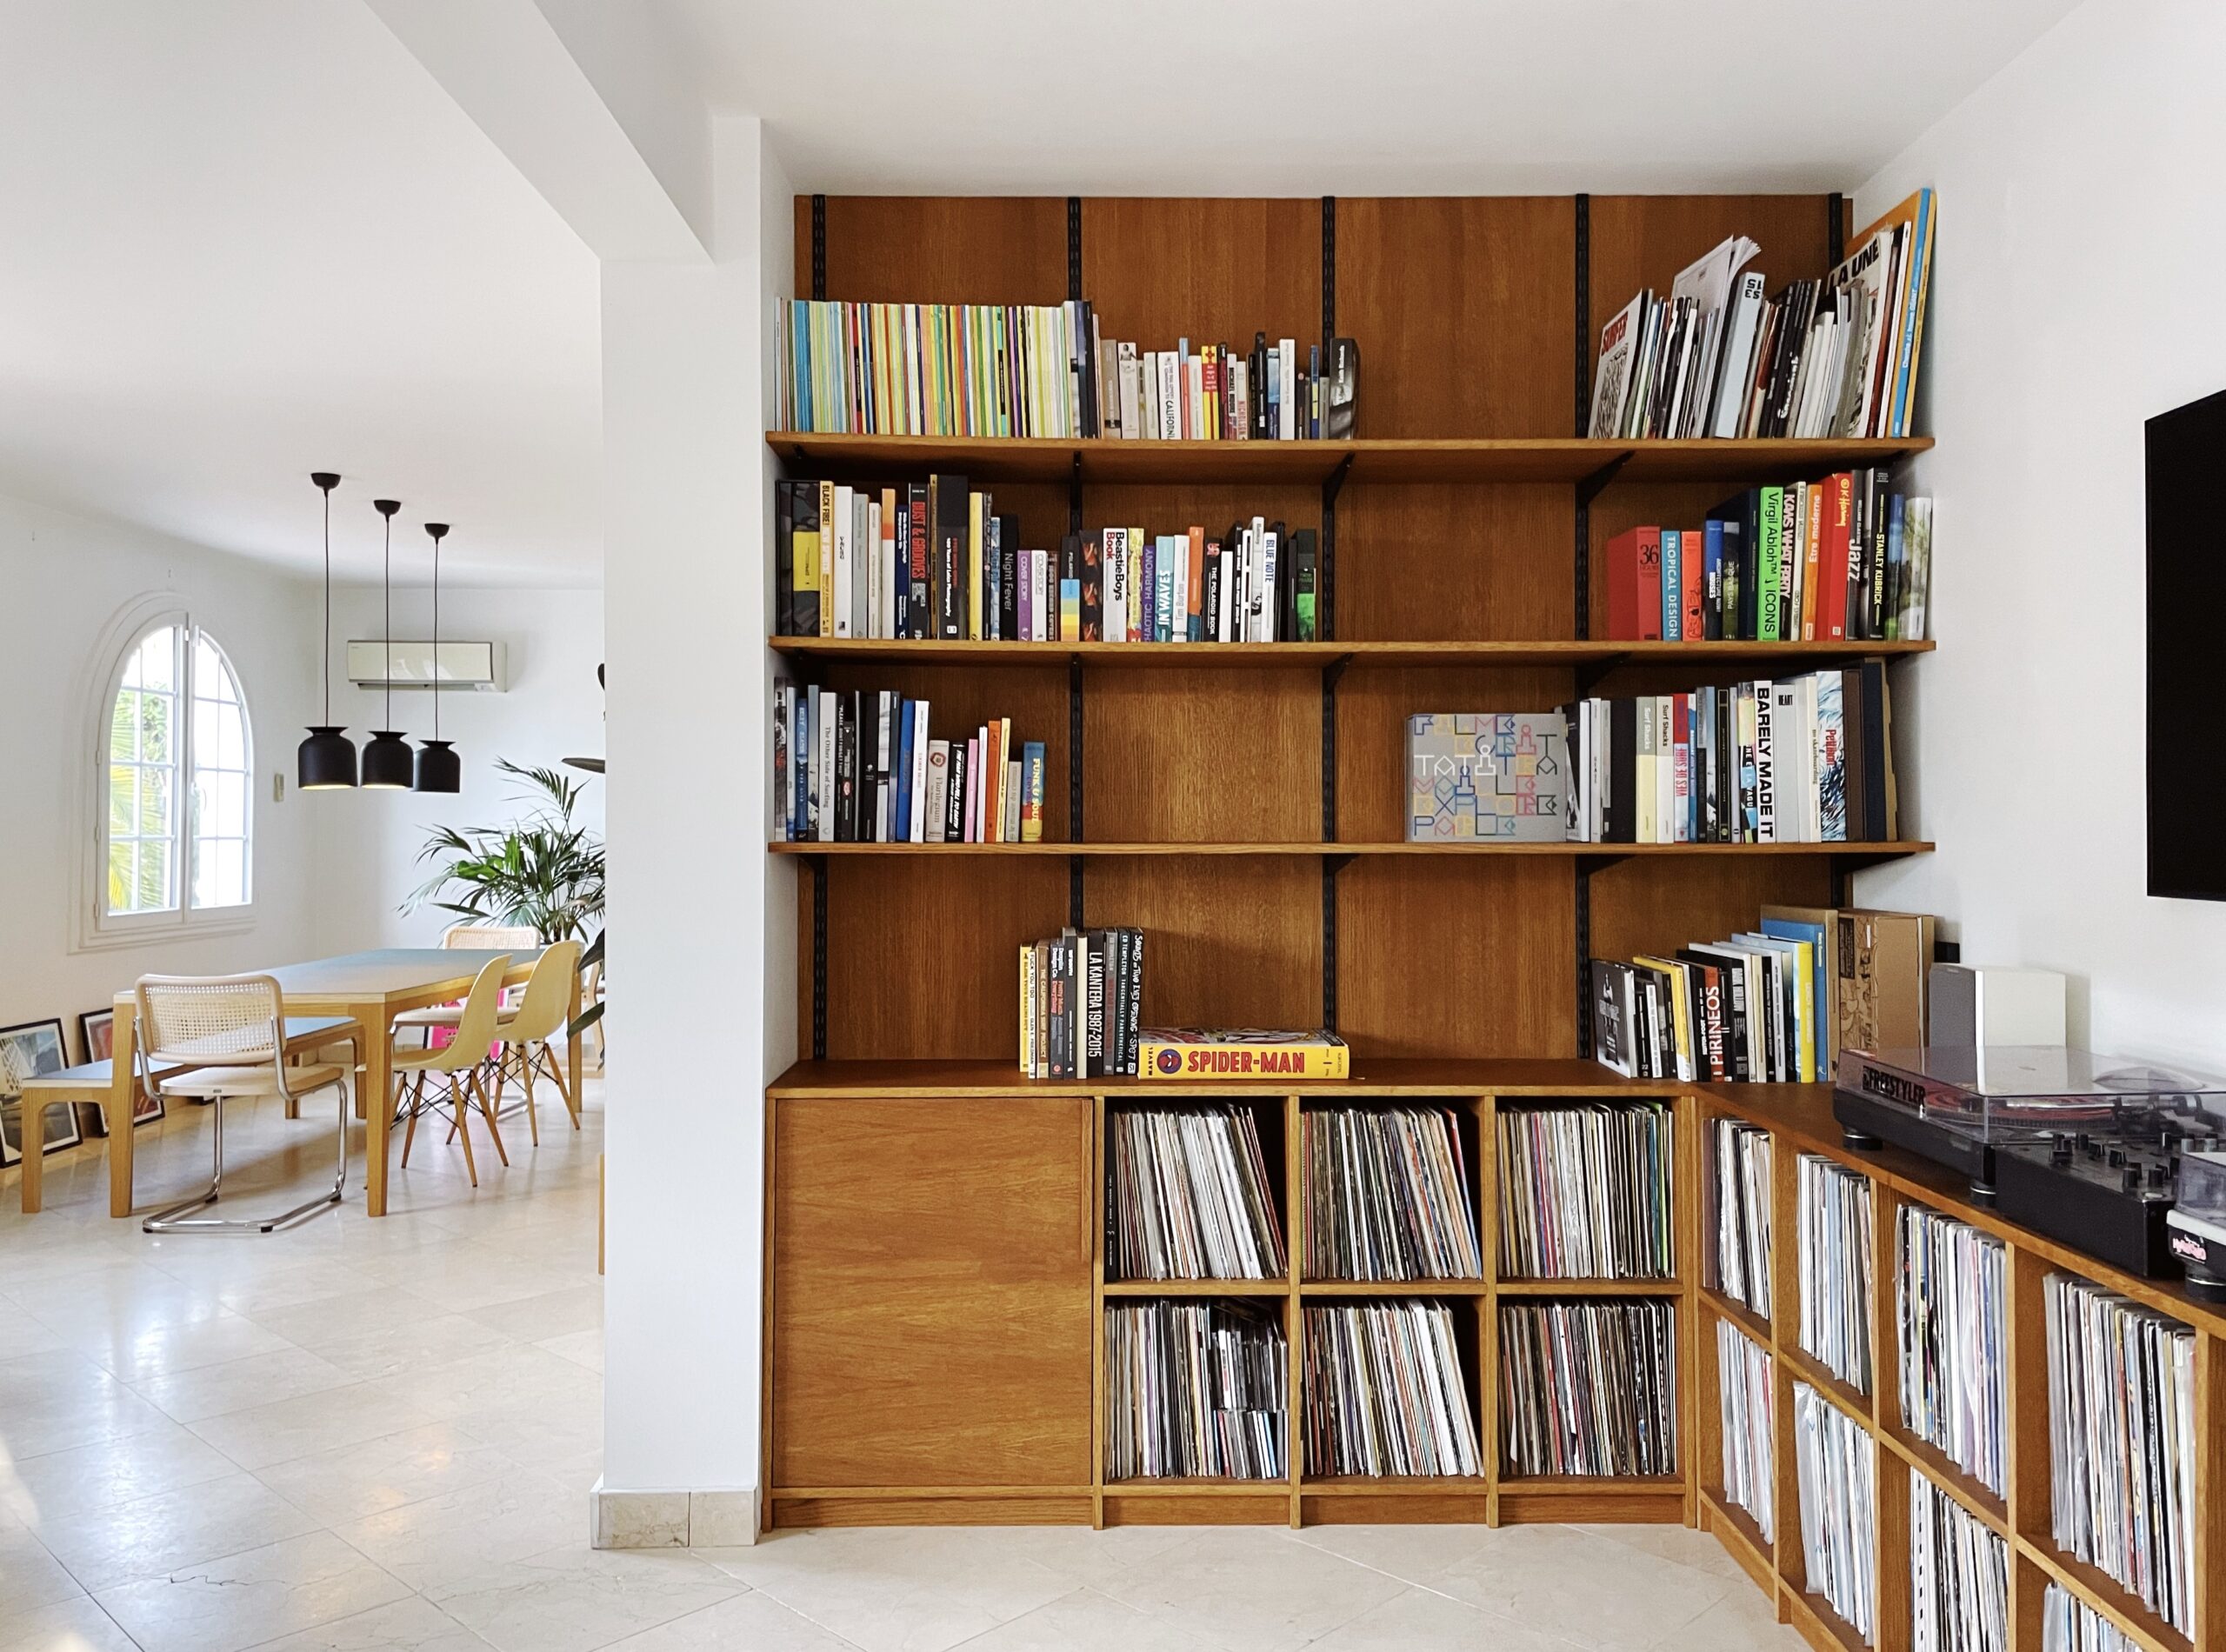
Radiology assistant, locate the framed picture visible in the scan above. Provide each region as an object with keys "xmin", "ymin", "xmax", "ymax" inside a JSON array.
[
  {"xmin": 0, "ymin": 1018, "xmax": 83, "ymax": 1166},
  {"xmin": 74, "ymin": 1009, "xmax": 113, "ymax": 1137}
]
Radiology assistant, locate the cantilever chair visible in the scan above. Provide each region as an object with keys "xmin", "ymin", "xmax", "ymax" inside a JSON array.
[
  {"xmin": 134, "ymin": 973, "xmax": 352, "ymax": 1234},
  {"xmin": 391, "ymin": 952, "xmax": 511, "ymax": 1185}
]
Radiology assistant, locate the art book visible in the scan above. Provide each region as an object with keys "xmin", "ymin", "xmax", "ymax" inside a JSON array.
[{"xmin": 1406, "ymin": 714, "xmax": 1569, "ymax": 843}]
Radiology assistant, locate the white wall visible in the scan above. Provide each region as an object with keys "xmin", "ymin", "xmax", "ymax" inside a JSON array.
[
  {"xmin": 0, "ymin": 488, "xmax": 323, "ymax": 1047},
  {"xmin": 312, "ymin": 583, "xmax": 604, "ymax": 953},
  {"xmin": 1854, "ymin": 0, "xmax": 2226, "ymax": 1063}
]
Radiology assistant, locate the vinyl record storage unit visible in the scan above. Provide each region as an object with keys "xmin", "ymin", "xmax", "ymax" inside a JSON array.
[{"xmin": 756, "ymin": 192, "xmax": 2199, "ymax": 1652}]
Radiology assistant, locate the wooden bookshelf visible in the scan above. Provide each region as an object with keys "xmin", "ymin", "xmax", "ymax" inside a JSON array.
[{"xmin": 760, "ymin": 191, "xmax": 1970, "ymax": 1576}]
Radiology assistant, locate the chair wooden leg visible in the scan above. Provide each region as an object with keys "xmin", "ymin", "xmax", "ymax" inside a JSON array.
[
  {"xmin": 448, "ymin": 1074, "xmax": 479, "ymax": 1186},
  {"xmin": 470, "ymin": 1069, "xmax": 509, "ymax": 1166},
  {"xmin": 517, "ymin": 1049, "xmax": 540, "ymax": 1146},
  {"xmin": 539, "ymin": 1043, "xmax": 579, "ymax": 1129}
]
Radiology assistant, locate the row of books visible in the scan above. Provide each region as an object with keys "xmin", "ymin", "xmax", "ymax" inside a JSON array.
[
  {"xmin": 1603, "ymin": 475, "xmax": 1933, "ymax": 644},
  {"xmin": 1021, "ymin": 928, "xmax": 1143, "ymax": 1079},
  {"xmin": 1091, "ymin": 331, "xmax": 1340, "ymax": 443},
  {"xmin": 1708, "ymin": 1117, "xmax": 1773, "ymax": 1319},
  {"xmin": 1498, "ymin": 1299, "xmax": 1676, "ymax": 1477},
  {"xmin": 1911, "ymin": 1472, "xmax": 2009, "ymax": 1652},
  {"xmin": 1104, "ymin": 1300, "xmax": 1287, "ymax": 1480},
  {"xmin": 1717, "ymin": 1321, "xmax": 1775, "ymax": 1542},
  {"xmin": 1495, "ymin": 1102, "xmax": 1674, "ymax": 1281},
  {"xmin": 1797, "ymin": 1155, "xmax": 1876, "ymax": 1394},
  {"xmin": 1107, "ymin": 1105, "xmax": 1284, "ymax": 1281},
  {"xmin": 1563, "ymin": 665, "xmax": 1896, "ymax": 845},
  {"xmin": 1302, "ymin": 1106, "xmax": 1481, "ymax": 1282},
  {"xmin": 772, "ymin": 685, "xmax": 1043, "ymax": 843},
  {"xmin": 2042, "ymin": 1585, "xmax": 2142, "ymax": 1652},
  {"xmin": 1586, "ymin": 193, "xmax": 1934, "ymax": 443},
  {"xmin": 1593, "ymin": 922, "xmax": 1829, "ymax": 1086},
  {"xmin": 1303, "ymin": 1301, "xmax": 1483, "ymax": 1477},
  {"xmin": 780, "ymin": 300, "xmax": 1096, "ymax": 438},
  {"xmin": 1899, "ymin": 1204, "xmax": 2009, "ymax": 1497},
  {"xmin": 1794, "ymin": 1382, "xmax": 1878, "ymax": 1641},
  {"xmin": 2044, "ymin": 1274, "xmax": 2197, "ymax": 1635}
]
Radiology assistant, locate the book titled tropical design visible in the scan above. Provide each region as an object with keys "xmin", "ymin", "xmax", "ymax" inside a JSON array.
[
  {"xmin": 1137, "ymin": 1029, "xmax": 1350, "ymax": 1081},
  {"xmin": 1406, "ymin": 714, "xmax": 1568, "ymax": 842}
]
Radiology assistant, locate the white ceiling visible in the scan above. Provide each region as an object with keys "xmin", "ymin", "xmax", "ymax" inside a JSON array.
[
  {"xmin": 661, "ymin": 0, "xmax": 2081, "ymax": 196},
  {"xmin": 0, "ymin": 1, "xmax": 601, "ymax": 588}
]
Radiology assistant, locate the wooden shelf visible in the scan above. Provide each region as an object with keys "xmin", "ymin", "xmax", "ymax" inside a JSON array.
[
  {"xmin": 768, "ymin": 430, "xmax": 1933, "ymax": 486},
  {"xmin": 2016, "ymin": 1534, "xmax": 2196, "ymax": 1652},
  {"xmin": 772, "ymin": 839, "xmax": 1933, "ymax": 861},
  {"xmin": 1780, "ymin": 1342, "xmax": 1873, "ymax": 1426},
  {"xmin": 770, "ymin": 636, "xmax": 1936, "ymax": 669},
  {"xmin": 1698, "ymin": 1284, "xmax": 1772, "ymax": 1346},
  {"xmin": 770, "ymin": 1056, "xmax": 1693, "ymax": 1100},
  {"xmin": 1880, "ymin": 1422, "xmax": 2011, "ymax": 1536}
]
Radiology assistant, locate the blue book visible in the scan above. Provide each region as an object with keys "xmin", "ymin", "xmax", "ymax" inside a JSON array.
[
  {"xmin": 1661, "ymin": 530, "xmax": 1683, "ymax": 641},
  {"xmin": 791, "ymin": 302, "xmax": 811, "ymax": 432},
  {"xmin": 1885, "ymin": 494, "xmax": 1906, "ymax": 641},
  {"xmin": 893, "ymin": 700, "xmax": 914, "ymax": 843},
  {"xmin": 1702, "ymin": 520, "xmax": 1724, "ymax": 640},
  {"xmin": 1761, "ymin": 914, "xmax": 1832, "ymax": 1075}
]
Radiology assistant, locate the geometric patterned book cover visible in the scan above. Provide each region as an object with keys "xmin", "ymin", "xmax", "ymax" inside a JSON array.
[{"xmin": 1406, "ymin": 713, "xmax": 1569, "ymax": 841}]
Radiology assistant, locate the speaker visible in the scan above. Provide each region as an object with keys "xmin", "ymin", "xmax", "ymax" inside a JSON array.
[{"xmin": 1929, "ymin": 965, "xmax": 2066, "ymax": 1049}]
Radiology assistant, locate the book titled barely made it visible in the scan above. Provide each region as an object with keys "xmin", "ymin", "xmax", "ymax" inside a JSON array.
[{"xmin": 1137, "ymin": 1029, "xmax": 1350, "ymax": 1081}]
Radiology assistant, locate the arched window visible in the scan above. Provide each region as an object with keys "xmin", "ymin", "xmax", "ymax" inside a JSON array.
[{"xmin": 99, "ymin": 619, "xmax": 253, "ymax": 929}]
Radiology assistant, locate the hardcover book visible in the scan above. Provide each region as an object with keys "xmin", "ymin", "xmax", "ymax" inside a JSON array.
[
  {"xmin": 1406, "ymin": 714, "xmax": 1569, "ymax": 843},
  {"xmin": 1136, "ymin": 1029, "xmax": 1350, "ymax": 1082}
]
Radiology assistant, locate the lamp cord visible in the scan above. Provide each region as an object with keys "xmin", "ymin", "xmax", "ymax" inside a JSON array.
[
  {"xmin": 431, "ymin": 534, "xmax": 441, "ymax": 742},
  {"xmin": 383, "ymin": 513, "xmax": 393, "ymax": 729},
  {"xmin": 322, "ymin": 485, "xmax": 333, "ymax": 724}
]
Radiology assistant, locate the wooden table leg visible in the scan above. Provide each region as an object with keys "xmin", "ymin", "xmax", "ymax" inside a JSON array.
[
  {"xmin": 359, "ymin": 1002, "xmax": 391, "ymax": 1217},
  {"xmin": 565, "ymin": 972, "xmax": 583, "ymax": 1129},
  {"xmin": 109, "ymin": 1011, "xmax": 137, "ymax": 1218},
  {"xmin": 22, "ymin": 1088, "xmax": 43, "ymax": 1214}
]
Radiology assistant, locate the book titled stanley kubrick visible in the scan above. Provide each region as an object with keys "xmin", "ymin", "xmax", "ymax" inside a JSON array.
[
  {"xmin": 1137, "ymin": 1028, "xmax": 1350, "ymax": 1081},
  {"xmin": 1407, "ymin": 714, "xmax": 1569, "ymax": 842}
]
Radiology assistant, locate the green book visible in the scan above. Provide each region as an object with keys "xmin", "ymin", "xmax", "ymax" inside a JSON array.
[{"xmin": 1756, "ymin": 486, "xmax": 1783, "ymax": 643}]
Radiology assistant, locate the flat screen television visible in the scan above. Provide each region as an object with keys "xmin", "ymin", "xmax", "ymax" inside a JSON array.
[{"xmin": 2148, "ymin": 387, "xmax": 2226, "ymax": 899}]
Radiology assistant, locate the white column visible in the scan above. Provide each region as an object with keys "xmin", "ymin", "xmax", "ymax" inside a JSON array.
[{"xmin": 596, "ymin": 115, "xmax": 793, "ymax": 1546}]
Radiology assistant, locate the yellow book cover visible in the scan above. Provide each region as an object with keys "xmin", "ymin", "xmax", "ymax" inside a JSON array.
[
  {"xmin": 816, "ymin": 480, "xmax": 836, "ymax": 637},
  {"xmin": 1136, "ymin": 1029, "xmax": 1350, "ymax": 1082},
  {"xmin": 967, "ymin": 491, "xmax": 985, "ymax": 641},
  {"xmin": 1018, "ymin": 944, "xmax": 1035, "ymax": 1075},
  {"xmin": 1787, "ymin": 937, "xmax": 1816, "ymax": 1082},
  {"xmin": 1633, "ymin": 956, "xmax": 1695, "ymax": 1079}
]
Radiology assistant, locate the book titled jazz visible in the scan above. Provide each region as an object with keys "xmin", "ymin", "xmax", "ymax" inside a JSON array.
[{"xmin": 1136, "ymin": 1029, "xmax": 1350, "ymax": 1081}]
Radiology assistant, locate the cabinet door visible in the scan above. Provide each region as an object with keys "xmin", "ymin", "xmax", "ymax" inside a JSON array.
[{"xmin": 770, "ymin": 1096, "xmax": 1094, "ymax": 1489}]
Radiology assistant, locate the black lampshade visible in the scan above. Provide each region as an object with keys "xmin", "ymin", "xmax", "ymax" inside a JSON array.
[
  {"xmin": 415, "ymin": 738, "xmax": 461, "ymax": 794},
  {"xmin": 298, "ymin": 726, "xmax": 358, "ymax": 790},
  {"xmin": 361, "ymin": 729, "xmax": 415, "ymax": 789}
]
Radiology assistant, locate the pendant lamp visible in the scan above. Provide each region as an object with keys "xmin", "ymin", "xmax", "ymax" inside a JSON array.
[
  {"xmin": 360, "ymin": 498, "xmax": 416, "ymax": 789},
  {"xmin": 414, "ymin": 522, "xmax": 460, "ymax": 793},
  {"xmin": 297, "ymin": 471, "xmax": 358, "ymax": 789}
]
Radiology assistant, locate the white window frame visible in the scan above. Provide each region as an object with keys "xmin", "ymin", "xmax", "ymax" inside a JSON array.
[{"xmin": 77, "ymin": 594, "xmax": 259, "ymax": 950}]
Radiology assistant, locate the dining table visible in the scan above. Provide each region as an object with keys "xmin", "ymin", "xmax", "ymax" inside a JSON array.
[{"xmin": 107, "ymin": 946, "xmax": 576, "ymax": 1218}]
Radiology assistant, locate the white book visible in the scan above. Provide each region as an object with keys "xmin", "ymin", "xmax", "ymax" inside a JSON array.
[
  {"xmin": 1256, "ymin": 527, "xmax": 1278, "ymax": 642},
  {"xmin": 830, "ymin": 485, "xmax": 853, "ymax": 636},
  {"xmin": 1656, "ymin": 695, "xmax": 1676, "ymax": 842},
  {"xmin": 1169, "ymin": 533, "xmax": 1189, "ymax": 642},
  {"xmin": 1032, "ymin": 548, "xmax": 1050, "ymax": 642},
  {"xmin": 1186, "ymin": 355, "xmax": 1204, "ymax": 441},
  {"xmin": 1216, "ymin": 540, "xmax": 1235, "ymax": 642},
  {"xmin": 873, "ymin": 691, "xmax": 892, "ymax": 842},
  {"xmin": 1710, "ymin": 270, "xmax": 1769, "ymax": 437},
  {"xmin": 1116, "ymin": 343, "xmax": 1141, "ymax": 440},
  {"xmin": 816, "ymin": 688, "xmax": 837, "ymax": 843},
  {"xmin": 923, "ymin": 739, "xmax": 950, "ymax": 843},
  {"xmin": 1104, "ymin": 528, "xmax": 1127, "ymax": 644},
  {"xmin": 1156, "ymin": 351, "xmax": 1180, "ymax": 438},
  {"xmin": 870, "ymin": 499, "xmax": 887, "ymax": 639},
  {"xmin": 908, "ymin": 700, "xmax": 930, "ymax": 841},
  {"xmin": 1246, "ymin": 516, "xmax": 1268, "ymax": 640}
]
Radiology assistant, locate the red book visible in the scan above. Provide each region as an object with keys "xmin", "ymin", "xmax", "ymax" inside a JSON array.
[
  {"xmin": 1819, "ymin": 472, "xmax": 1854, "ymax": 640},
  {"xmin": 1605, "ymin": 527, "xmax": 1664, "ymax": 641}
]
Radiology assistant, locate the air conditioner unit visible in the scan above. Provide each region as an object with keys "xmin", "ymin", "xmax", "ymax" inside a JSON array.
[{"xmin": 346, "ymin": 640, "xmax": 507, "ymax": 692}]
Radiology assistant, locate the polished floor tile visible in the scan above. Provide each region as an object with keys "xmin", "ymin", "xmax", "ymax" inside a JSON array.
[{"xmin": 0, "ymin": 1077, "xmax": 1807, "ymax": 1652}]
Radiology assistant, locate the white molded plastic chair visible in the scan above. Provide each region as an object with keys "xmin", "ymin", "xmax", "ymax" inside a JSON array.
[
  {"xmin": 135, "ymin": 973, "xmax": 350, "ymax": 1234},
  {"xmin": 391, "ymin": 953, "xmax": 511, "ymax": 1186},
  {"xmin": 485, "ymin": 939, "xmax": 583, "ymax": 1144},
  {"xmin": 393, "ymin": 925, "xmax": 542, "ymax": 1039}
]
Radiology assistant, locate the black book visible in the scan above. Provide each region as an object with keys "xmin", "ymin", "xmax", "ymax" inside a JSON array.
[
  {"xmin": 834, "ymin": 692, "xmax": 857, "ymax": 843},
  {"xmin": 775, "ymin": 482, "xmax": 796, "ymax": 636},
  {"xmin": 1681, "ymin": 946, "xmax": 1752, "ymax": 1082},
  {"xmin": 1123, "ymin": 927, "xmax": 1143, "ymax": 1075},
  {"xmin": 1604, "ymin": 696, "xmax": 1638, "ymax": 844},
  {"xmin": 1216, "ymin": 341, "xmax": 1232, "ymax": 438},
  {"xmin": 1292, "ymin": 530, "xmax": 1317, "ymax": 642},
  {"xmin": 1084, "ymin": 930, "xmax": 1108, "ymax": 1077},
  {"xmin": 1856, "ymin": 660, "xmax": 1889, "ymax": 842},
  {"xmin": 1866, "ymin": 467, "xmax": 1892, "ymax": 639},
  {"xmin": 1077, "ymin": 301, "xmax": 1097, "ymax": 437},
  {"xmin": 905, "ymin": 483, "xmax": 931, "ymax": 638},
  {"xmin": 1079, "ymin": 525, "xmax": 1103, "ymax": 642},
  {"xmin": 998, "ymin": 516, "xmax": 1021, "ymax": 642},
  {"xmin": 1846, "ymin": 473, "xmax": 1869, "ymax": 641},
  {"xmin": 1103, "ymin": 929, "xmax": 1125, "ymax": 1076},
  {"xmin": 791, "ymin": 481, "xmax": 821, "ymax": 636},
  {"xmin": 890, "ymin": 489, "xmax": 912, "ymax": 641},
  {"xmin": 982, "ymin": 511, "xmax": 1001, "ymax": 641},
  {"xmin": 944, "ymin": 737, "xmax": 968, "ymax": 843},
  {"xmin": 1591, "ymin": 961, "xmax": 1631, "ymax": 1070},
  {"xmin": 1283, "ymin": 527, "xmax": 1313, "ymax": 643},
  {"xmin": 1046, "ymin": 936, "xmax": 1070, "ymax": 1081},
  {"xmin": 1707, "ymin": 491, "xmax": 1756, "ymax": 642},
  {"xmin": 1252, "ymin": 332, "xmax": 1270, "ymax": 440},
  {"xmin": 1202, "ymin": 549, "xmax": 1222, "ymax": 643},
  {"xmin": 933, "ymin": 472, "xmax": 968, "ymax": 637}
]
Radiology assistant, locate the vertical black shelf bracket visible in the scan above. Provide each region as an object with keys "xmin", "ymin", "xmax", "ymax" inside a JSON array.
[
  {"xmin": 808, "ymin": 853, "xmax": 829, "ymax": 1059},
  {"xmin": 1321, "ymin": 196, "xmax": 1337, "ymax": 339},
  {"xmin": 810, "ymin": 195, "xmax": 827, "ymax": 302},
  {"xmin": 1069, "ymin": 656, "xmax": 1085, "ymax": 928},
  {"xmin": 1068, "ymin": 197, "xmax": 1083, "ymax": 302},
  {"xmin": 1826, "ymin": 192, "xmax": 1845, "ymax": 268},
  {"xmin": 1573, "ymin": 193, "xmax": 1590, "ymax": 437},
  {"xmin": 1069, "ymin": 450, "xmax": 1083, "ymax": 536},
  {"xmin": 1573, "ymin": 859, "xmax": 1594, "ymax": 1060}
]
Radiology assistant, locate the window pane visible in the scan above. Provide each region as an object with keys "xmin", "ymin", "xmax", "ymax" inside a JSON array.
[
  {"xmin": 109, "ymin": 766, "xmax": 135, "ymax": 834},
  {"xmin": 193, "ymin": 698, "xmax": 219, "ymax": 767},
  {"xmin": 111, "ymin": 689, "xmax": 138, "ymax": 759},
  {"xmin": 137, "ymin": 841, "xmax": 170, "ymax": 909},
  {"xmin": 138, "ymin": 629, "xmax": 175, "ymax": 690},
  {"xmin": 141, "ymin": 767, "xmax": 170, "ymax": 836},
  {"xmin": 215, "ymin": 702, "xmax": 245, "ymax": 770},
  {"xmin": 194, "ymin": 637, "xmax": 229, "ymax": 700},
  {"xmin": 108, "ymin": 842, "xmax": 133, "ymax": 909},
  {"xmin": 207, "ymin": 839, "xmax": 246, "ymax": 908}
]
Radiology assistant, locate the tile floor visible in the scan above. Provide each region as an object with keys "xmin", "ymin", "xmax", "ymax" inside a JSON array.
[{"xmin": 0, "ymin": 1078, "xmax": 1803, "ymax": 1652}]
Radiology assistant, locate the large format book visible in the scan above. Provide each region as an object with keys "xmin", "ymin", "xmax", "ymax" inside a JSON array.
[
  {"xmin": 1136, "ymin": 1028, "xmax": 1350, "ymax": 1082},
  {"xmin": 1406, "ymin": 714, "xmax": 1569, "ymax": 842}
]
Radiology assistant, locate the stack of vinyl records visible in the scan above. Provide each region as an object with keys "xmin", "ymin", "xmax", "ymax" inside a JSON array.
[
  {"xmin": 1110, "ymin": 1107, "xmax": 1287, "ymax": 1280},
  {"xmin": 1303, "ymin": 1107, "xmax": 1481, "ymax": 1281},
  {"xmin": 1497, "ymin": 1102, "xmax": 1674, "ymax": 1280},
  {"xmin": 1104, "ymin": 1300, "xmax": 1287, "ymax": 1480},
  {"xmin": 1793, "ymin": 1382, "xmax": 1877, "ymax": 1641},
  {"xmin": 1911, "ymin": 1472, "xmax": 2009, "ymax": 1652},
  {"xmin": 1798, "ymin": 1155, "xmax": 1876, "ymax": 1392},
  {"xmin": 2042, "ymin": 1585, "xmax": 2141, "ymax": 1652},
  {"xmin": 1709, "ymin": 1117, "xmax": 1773, "ymax": 1316},
  {"xmin": 1716, "ymin": 1319, "xmax": 1775, "ymax": 1540},
  {"xmin": 1498, "ymin": 1300, "xmax": 1676, "ymax": 1476},
  {"xmin": 1898, "ymin": 1205, "xmax": 2008, "ymax": 1495},
  {"xmin": 2043, "ymin": 1275, "xmax": 2196, "ymax": 1636},
  {"xmin": 1303, "ymin": 1301, "xmax": 1482, "ymax": 1477}
]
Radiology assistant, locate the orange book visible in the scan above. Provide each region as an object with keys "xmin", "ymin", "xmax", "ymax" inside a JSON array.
[
  {"xmin": 1681, "ymin": 528, "xmax": 1704, "ymax": 640},
  {"xmin": 1187, "ymin": 525, "xmax": 1206, "ymax": 640},
  {"xmin": 981, "ymin": 718, "xmax": 1004, "ymax": 842}
]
